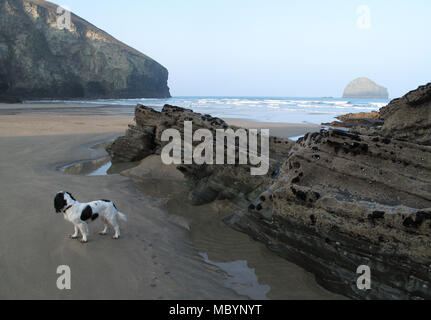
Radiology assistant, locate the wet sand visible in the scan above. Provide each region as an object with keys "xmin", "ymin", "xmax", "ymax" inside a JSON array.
[
  {"xmin": 0, "ymin": 103, "xmax": 344, "ymax": 299},
  {"xmin": 0, "ymin": 102, "xmax": 322, "ymax": 138},
  {"xmin": 225, "ymin": 118, "xmax": 322, "ymax": 139}
]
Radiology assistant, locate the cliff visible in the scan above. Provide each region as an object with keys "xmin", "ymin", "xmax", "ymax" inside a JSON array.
[
  {"xmin": 343, "ymin": 77, "xmax": 388, "ymax": 99},
  {"xmin": 0, "ymin": 0, "xmax": 170, "ymax": 99}
]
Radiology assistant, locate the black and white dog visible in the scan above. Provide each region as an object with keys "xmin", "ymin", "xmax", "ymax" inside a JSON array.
[{"xmin": 54, "ymin": 191, "xmax": 127, "ymax": 243}]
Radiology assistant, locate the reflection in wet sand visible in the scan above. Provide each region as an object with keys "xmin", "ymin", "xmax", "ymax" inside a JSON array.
[
  {"xmin": 134, "ymin": 177, "xmax": 345, "ymax": 300},
  {"xmin": 200, "ymin": 253, "xmax": 270, "ymax": 300}
]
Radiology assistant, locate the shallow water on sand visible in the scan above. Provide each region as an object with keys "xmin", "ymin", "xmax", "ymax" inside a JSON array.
[
  {"xmin": 59, "ymin": 140, "xmax": 140, "ymax": 176},
  {"xmin": 60, "ymin": 158, "xmax": 139, "ymax": 176},
  {"xmin": 134, "ymin": 178, "xmax": 345, "ymax": 300}
]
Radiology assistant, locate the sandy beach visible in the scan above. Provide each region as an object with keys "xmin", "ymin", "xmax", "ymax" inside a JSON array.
[
  {"xmin": 224, "ymin": 118, "xmax": 322, "ymax": 139},
  {"xmin": 0, "ymin": 103, "xmax": 341, "ymax": 300},
  {"xmin": 1, "ymin": 0, "xmax": 429, "ymax": 302}
]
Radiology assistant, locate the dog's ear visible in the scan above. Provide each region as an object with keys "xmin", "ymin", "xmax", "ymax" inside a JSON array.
[{"xmin": 54, "ymin": 193, "xmax": 66, "ymax": 213}]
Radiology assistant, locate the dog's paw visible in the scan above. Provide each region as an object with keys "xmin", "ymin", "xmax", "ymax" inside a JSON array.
[
  {"xmin": 98, "ymin": 232, "xmax": 107, "ymax": 236},
  {"xmin": 112, "ymin": 236, "xmax": 120, "ymax": 240},
  {"xmin": 69, "ymin": 235, "xmax": 79, "ymax": 239},
  {"xmin": 80, "ymin": 239, "xmax": 88, "ymax": 244}
]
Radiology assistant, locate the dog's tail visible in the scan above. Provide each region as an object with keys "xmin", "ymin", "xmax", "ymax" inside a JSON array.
[{"xmin": 117, "ymin": 211, "xmax": 127, "ymax": 222}]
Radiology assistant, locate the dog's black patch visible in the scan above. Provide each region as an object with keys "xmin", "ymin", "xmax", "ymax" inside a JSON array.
[
  {"xmin": 81, "ymin": 205, "xmax": 93, "ymax": 221},
  {"xmin": 54, "ymin": 193, "xmax": 67, "ymax": 213},
  {"xmin": 101, "ymin": 199, "xmax": 117, "ymax": 209},
  {"xmin": 91, "ymin": 213, "xmax": 99, "ymax": 221}
]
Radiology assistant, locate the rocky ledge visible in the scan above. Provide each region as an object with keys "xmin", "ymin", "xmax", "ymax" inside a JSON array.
[
  {"xmin": 380, "ymin": 83, "xmax": 431, "ymax": 146},
  {"xmin": 108, "ymin": 83, "xmax": 431, "ymax": 299},
  {"xmin": 108, "ymin": 104, "xmax": 294, "ymax": 205},
  {"xmin": 322, "ymin": 111, "xmax": 383, "ymax": 128},
  {"xmin": 228, "ymin": 129, "xmax": 431, "ymax": 299}
]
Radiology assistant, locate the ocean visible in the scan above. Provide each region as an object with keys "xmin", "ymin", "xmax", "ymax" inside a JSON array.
[{"xmin": 26, "ymin": 97, "xmax": 389, "ymax": 124}]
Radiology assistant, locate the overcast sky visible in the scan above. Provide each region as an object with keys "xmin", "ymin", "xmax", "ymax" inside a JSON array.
[{"xmin": 61, "ymin": 0, "xmax": 431, "ymax": 98}]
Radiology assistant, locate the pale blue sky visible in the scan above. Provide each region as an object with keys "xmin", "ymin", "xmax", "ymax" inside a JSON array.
[{"xmin": 61, "ymin": 0, "xmax": 430, "ymax": 98}]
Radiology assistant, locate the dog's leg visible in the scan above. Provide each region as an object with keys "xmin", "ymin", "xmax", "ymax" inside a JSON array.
[
  {"xmin": 99, "ymin": 219, "xmax": 109, "ymax": 236},
  {"xmin": 113, "ymin": 225, "xmax": 120, "ymax": 239},
  {"xmin": 69, "ymin": 225, "xmax": 79, "ymax": 239},
  {"xmin": 110, "ymin": 216, "xmax": 121, "ymax": 240},
  {"xmin": 77, "ymin": 221, "xmax": 89, "ymax": 243}
]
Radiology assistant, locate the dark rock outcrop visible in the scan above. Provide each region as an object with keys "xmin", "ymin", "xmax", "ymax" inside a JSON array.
[
  {"xmin": 322, "ymin": 111, "xmax": 383, "ymax": 129},
  {"xmin": 108, "ymin": 104, "xmax": 294, "ymax": 205},
  {"xmin": 108, "ymin": 84, "xmax": 431, "ymax": 299},
  {"xmin": 380, "ymin": 83, "xmax": 431, "ymax": 146},
  {"xmin": 0, "ymin": 0, "xmax": 170, "ymax": 99},
  {"xmin": 337, "ymin": 111, "xmax": 381, "ymax": 122},
  {"xmin": 227, "ymin": 129, "xmax": 431, "ymax": 299},
  {"xmin": 343, "ymin": 77, "xmax": 389, "ymax": 99}
]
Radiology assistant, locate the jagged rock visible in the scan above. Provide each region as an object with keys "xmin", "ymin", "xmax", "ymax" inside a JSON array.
[
  {"xmin": 380, "ymin": 83, "xmax": 431, "ymax": 146},
  {"xmin": 322, "ymin": 111, "xmax": 383, "ymax": 128},
  {"xmin": 121, "ymin": 155, "xmax": 184, "ymax": 181},
  {"xmin": 337, "ymin": 111, "xmax": 381, "ymax": 122},
  {"xmin": 227, "ymin": 129, "xmax": 431, "ymax": 299},
  {"xmin": 107, "ymin": 126, "xmax": 155, "ymax": 163},
  {"xmin": 343, "ymin": 78, "xmax": 389, "ymax": 99},
  {"xmin": 0, "ymin": 0, "xmax": 170, "ymax": 99},
  {"xmin": 107, "ymin": 104, "xmax": 295, "ymax": 205},
  {"xmin": 322, "ymin": 117, "xmax": 384, "ymax": 129}
]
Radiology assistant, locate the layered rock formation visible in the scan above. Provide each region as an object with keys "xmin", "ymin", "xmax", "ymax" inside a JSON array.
[
  {"xmin": 228, "ymin": 130, "xmax": 431, "ymax": 299},
  {"xmin": 0, "ymin": 0, "xmax": 170, "ymax": 99},
  {"xmin": 108, "ymin": 83, "xmax": 431, "ymax": 299},
  {"xmin": 322, "ymin": 111, "xmax": 383, "ymax": 128},
  {"xmin": 343, "ymin": 78, "xmax": 389, "ymax": 99},
  {"xmin": 229, "ymin": 84, "xmax": 431, "ymax": 299},
  {"xmin": 108, "ymin": 104, "xmax": 294, "ymax": 205},
  {"xmin": 380, "ymin": 83, "xmax": 431, "ymax": 145}
]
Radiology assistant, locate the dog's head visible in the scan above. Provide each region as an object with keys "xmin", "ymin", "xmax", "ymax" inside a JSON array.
[{"xmin": 54, "ymin": 191, "xmax": 76, "ymax": 213}]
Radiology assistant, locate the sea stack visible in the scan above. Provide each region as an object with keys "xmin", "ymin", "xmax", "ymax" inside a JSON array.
[
  {"xmin": 343, "ymin": 77, "xmax": 388, "ymax": 99},
  {"xmin": 0, "ymin": 0, "xmax": 170, "ymax": 99}
]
